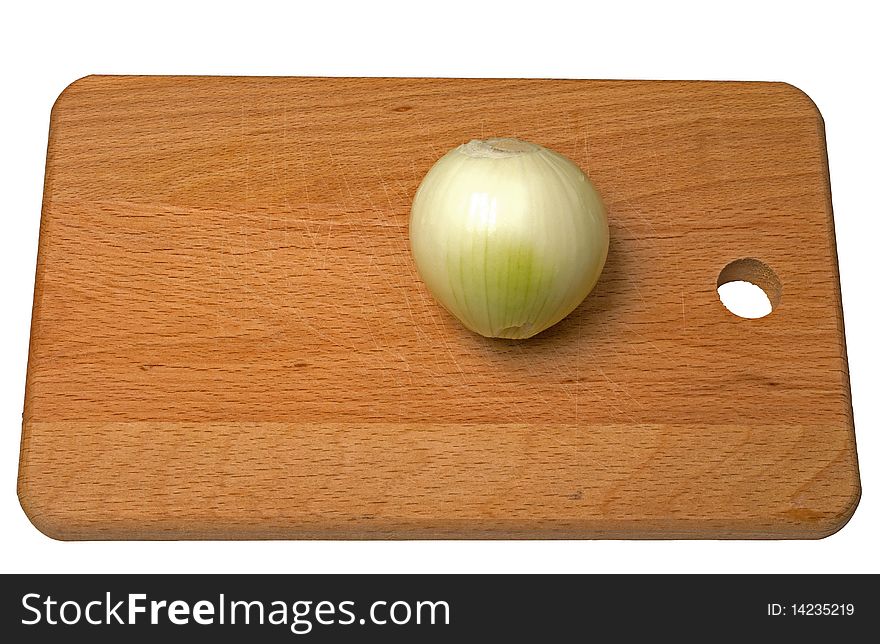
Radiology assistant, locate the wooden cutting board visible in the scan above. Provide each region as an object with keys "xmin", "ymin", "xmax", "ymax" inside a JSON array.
[{"xmin": 19, "ymin": 76, "xmax": 859, "ymax": 539}]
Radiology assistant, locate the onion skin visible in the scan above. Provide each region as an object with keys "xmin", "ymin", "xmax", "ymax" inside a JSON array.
[{"xmin": 410, "ymin": 137, "xmax": 609, "ymax": 340}]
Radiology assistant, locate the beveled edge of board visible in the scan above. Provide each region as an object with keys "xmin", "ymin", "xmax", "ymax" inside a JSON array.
[{"xmin": 18, "ymin": 421, "xmax": 862, "ymax": 541}]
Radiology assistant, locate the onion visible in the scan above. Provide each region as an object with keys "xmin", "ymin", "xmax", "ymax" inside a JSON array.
[{"xmin": 409, "ymin": 137, "xmax": 609, "ymax": 339}]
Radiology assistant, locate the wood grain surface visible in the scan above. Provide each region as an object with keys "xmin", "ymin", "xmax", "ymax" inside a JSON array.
[{"xmin": 19, "ymin": 76, "xmax": 859, "ymax": 539}]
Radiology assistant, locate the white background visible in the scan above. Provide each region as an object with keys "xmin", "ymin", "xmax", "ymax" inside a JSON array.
[{"xmin": 2, "ymin": 0, "xmax": 877, "ymax": 573}]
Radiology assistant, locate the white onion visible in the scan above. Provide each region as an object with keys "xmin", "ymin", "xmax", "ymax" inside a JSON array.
[{"xmin": 409, "ymin": 137, "xmax": 608, "ymax": 339}]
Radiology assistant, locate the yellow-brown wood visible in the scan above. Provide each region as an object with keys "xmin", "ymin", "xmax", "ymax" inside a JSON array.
[{"xmin": 19, "ymin": 76, "xmax": 859, "ymax": 539}]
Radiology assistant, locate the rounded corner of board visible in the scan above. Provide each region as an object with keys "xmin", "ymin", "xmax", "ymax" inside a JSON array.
[
  {"xmin": 766, "ymin": 81, "xmax": 825, "ymax": 126},
  {"xmin": 17, "ymin": 479, "xmax": 75, "ymax": 542},
  {"xmin": 50, "ymin": 74, "xmax": 100, "ymax": 119},
  {"xmin": 812, "ymin": 478, "xmax": 862, "ymax": 540}
]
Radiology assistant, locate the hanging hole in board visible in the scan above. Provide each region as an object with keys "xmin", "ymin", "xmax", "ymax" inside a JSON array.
[{"xmin": 717, "ymin": 258, "xmax": 781, "ymax": 319}]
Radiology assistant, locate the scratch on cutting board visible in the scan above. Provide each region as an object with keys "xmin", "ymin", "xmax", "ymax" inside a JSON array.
[
  {"xmin": 381, "ymin": 148, "xmax": 469, "ymax": 384},
  {"xmin": 240, "ymin": 104, "xmax": 251, "ymax": 205},
  {"xmin": 621, "ymin": 322, "xmax": 673, "ymax": 360},
  {"xmin": 513, "ymin": 343, "xmax": 561, "ymax": 413},
  {"xmin": 681, "ymin": 291, "xmax": 687, "ymax": 331},
  {"xmin": 646, "ymin": 132, "xmax": 687, "ymax": 339},
  {"xmin": 325, "ymin": 146, "xmax": 413, "ymax": 381},
  {"xmin": 241, "ymin": 120, "xmax": 357, "ymax": 354},
  {"xmin": 373, "ymin": 163, "xmax": 397, "ymax": 214},
  {"xmin": 630, "ymin": 276, "xmax": 648, "ymax": 310},
  {"xmin": 581, "ymin": 131, "xmax": 591, "ymax": 171},
  {"xmin": 421, "ymin": 300, "xmax": 467, "ymax": 384},
  {"xmin": 412, "ymin": 111, "xmax": 439, "ymax": 158},
  {"xmin": 374, "ymin": 161, "xmax": 432, "ymax": 348},
  {"xmin": 599, "ymin": 363, "xmax": 646, "ymax": 410},
  {"xmin": 594, "ymin": 366, "xmax": 643, "ymax": 424}
]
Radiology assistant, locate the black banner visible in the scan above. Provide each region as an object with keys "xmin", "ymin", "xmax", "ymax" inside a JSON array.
[{"xmin": 1, "ymin": 575, "xmax": 873, "ymax": 640}]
